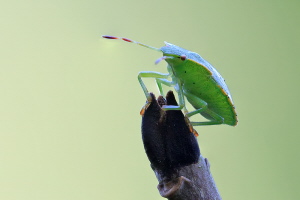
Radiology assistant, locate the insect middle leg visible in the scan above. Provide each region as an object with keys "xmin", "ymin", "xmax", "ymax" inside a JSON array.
[
  {"xmin": 156, "ymin": 78, "xmax": 189, "ymax": 113},
  {"xmin": 155, "ymin": 78, "xmax": 174, "ymax": 97},
  {"xmin": 160, "ymin": 80, "xmax": 187, "ymax": 111}
]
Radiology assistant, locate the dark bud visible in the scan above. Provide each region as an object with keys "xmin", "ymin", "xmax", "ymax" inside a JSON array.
[{"xmin": 141, "ymin": 91, "xmax": 200, "ymax": 177}]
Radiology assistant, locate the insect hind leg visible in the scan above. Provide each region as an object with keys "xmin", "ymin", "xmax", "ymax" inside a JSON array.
[{"xmin": 184, "ymin": 91, "xmax": 224, "ymax": 126}]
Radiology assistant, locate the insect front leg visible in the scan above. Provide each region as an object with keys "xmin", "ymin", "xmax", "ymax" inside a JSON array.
[
  {"xmin": 138, "ymin": 71, "xmax": 171, "ymax": 115},
  {"xmin": 184, "ymin": 91, "xmax": 224, "ymax": 126}
]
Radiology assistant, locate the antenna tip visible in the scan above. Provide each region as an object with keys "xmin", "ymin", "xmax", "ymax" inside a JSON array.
[{"xmin": 102, "ymin": 35, "xmax": 118, "ymax": 39}]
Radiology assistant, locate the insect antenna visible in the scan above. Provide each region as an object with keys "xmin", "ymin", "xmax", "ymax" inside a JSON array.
[{"xmin": 102, "ymin": 35, "xmax": 162, "ymax": 52}]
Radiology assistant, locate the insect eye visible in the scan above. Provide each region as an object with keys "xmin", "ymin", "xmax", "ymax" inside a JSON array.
[{"xmin": 180, "ymin": 55, "xmax": 186, "ymax": 61}]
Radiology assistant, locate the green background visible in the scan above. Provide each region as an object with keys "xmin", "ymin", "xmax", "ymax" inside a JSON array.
[{"xmin": 1, "ymin": 0, "xmax": 299, "ymax": 199}]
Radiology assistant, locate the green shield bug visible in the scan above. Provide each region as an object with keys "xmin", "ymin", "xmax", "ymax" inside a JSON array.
[{"xmin": 102, "ymin": 35, "xmax": 238, "ymax": 135}]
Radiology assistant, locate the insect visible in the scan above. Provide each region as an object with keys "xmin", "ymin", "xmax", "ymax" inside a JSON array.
[{"xmin": 102, "ymin": 35, "xmax": 238, "ymax": 134}]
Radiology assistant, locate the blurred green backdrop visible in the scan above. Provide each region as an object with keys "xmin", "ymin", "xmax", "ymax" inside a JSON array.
[{"xmin": 1, "ymin": 0, "xmax": 299, "ymax": 199}]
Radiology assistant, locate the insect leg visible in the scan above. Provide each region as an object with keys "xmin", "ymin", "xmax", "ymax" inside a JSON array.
[
  {"xmin": 161, "ymin": 80, "xmax": 186, "ymax": 111},
  {"xmin": 156, "ymin": 78, "xmax": 174, "ymax": 96},
  {"xmin": 184, "ymin": 91, "xmax": 224, "ymax": 126},
  {"xmin": 155, "ymin": 65, "xmax": 175, "ymax": 96},
  {"xmin": 138, "ymin": 71, "xmax": 170, "ymax": 99},
  {"xmin": 174, "ymin": 82, "xmax": 189, "ymax": 114},
  {"xmin": 138, "ymin": 71, "xmax": 171, "ymax": 115}
]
